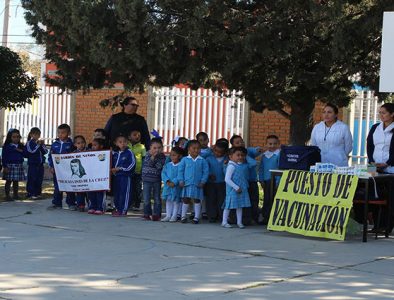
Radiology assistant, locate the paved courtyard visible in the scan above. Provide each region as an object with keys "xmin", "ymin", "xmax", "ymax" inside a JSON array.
[{"xmin": 0, "ymin": 199, "xmax": 393, "ymax": 300}]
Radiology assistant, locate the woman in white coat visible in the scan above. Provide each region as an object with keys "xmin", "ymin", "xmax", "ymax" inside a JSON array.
[
  {"xmin": 311, "ymin": 103, "xmax": 353, "ymax": 166},
  {"xmin": 365, "ymin": 103, "xmax": 394, "ymax": 233}
]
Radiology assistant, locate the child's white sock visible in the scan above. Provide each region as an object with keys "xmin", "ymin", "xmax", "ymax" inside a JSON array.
[
  {"xmin": 222, "ymin": 209, "xmax": 230, "ymax": 225},
  {"xmin": 194, "ymin": 202, "xmax": 201, "ymax": 220},
  {"xmin": 181, "ymin": 203, "xmax": 189, "ymax": 218},
  {"xmin": 236, "ymin": 208, "xmax": 243, "ymax": 225},
  {"xmin": 166, "ymin": 201, "xmax": 174, "ymax": 217},
  {"xmin": 172, "ymin": 202, "xmax": 179, "ymax": 219}
]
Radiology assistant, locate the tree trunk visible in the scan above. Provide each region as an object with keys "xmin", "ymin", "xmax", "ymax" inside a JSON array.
[{"xmin": 289, "ymin": 101, "xmax": 315, "ymax": 146}]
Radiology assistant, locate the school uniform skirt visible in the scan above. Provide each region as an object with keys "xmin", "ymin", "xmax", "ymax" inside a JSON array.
[
  {"xmin": 3, "ymin": 164, "xmax": 26, "ymax": 181},
  {"xmin": 223, "ymin": 192, "xmax": 251, "ymax": 209},
  {"xmin": 181, "ymin": 184, "xmax": 204, "ymax": 201}
]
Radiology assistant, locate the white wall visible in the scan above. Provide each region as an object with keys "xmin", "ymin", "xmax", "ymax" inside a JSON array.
[{"xmin": 380, "ymin": 12, "xmax": 394, "ymax": 92}]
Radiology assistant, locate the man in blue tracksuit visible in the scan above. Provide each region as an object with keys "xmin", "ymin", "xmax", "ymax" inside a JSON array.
[
  {"xmin": 111, "ymin": 135, "xmax": 136, "ymax": 216},
  {"xmin": 48, "ymin": 124, "xmax": 76, "ymax": 209}
]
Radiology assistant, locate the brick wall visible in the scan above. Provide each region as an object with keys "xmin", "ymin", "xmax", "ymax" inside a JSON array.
[{"xmin": 74, "ymin": 89, "xmax": 149, "ymax": 144}]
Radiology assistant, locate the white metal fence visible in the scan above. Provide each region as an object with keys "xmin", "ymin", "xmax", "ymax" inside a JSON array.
[
  {"xmin": 348, "ymin": 90, "xmax": 381, "ymax": 164},
  {"xmin": 4, "ymin": 86, "xmax": 72, "ymax": 145},
  {"xmin": 153, "ymin": 87, "xmax": 247, "ymax": 152}
]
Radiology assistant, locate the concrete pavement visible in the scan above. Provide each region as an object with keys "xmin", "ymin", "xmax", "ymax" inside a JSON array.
[{"xmin": 0, "ymin": 199, "xmax": 393, "ymax": 300}]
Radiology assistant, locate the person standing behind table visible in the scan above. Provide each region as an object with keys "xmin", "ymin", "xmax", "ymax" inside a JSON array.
[
  {"xmin": 310, "ymin": 103, "xmax": 353, "ymax": 167},
  {"xmin": 366, "ymin": 103, "xmax": 394, "ymax": 233},
  {"xmin": 104, "ymin": 96, "xmax": 150, "ymax": 149}
]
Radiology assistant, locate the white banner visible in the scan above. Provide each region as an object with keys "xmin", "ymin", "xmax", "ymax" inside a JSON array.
[
  {"xmin": 52, "ymin": 150, "xmax": 111, "ymax": 192},
  {"xmin": 380, "ymin": 12, "xmax": 394, "ymax": 92}
]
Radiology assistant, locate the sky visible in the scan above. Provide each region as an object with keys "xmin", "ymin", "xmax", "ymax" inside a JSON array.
[{"xmin": 0, "ymin": 0, "xmax": 44, "ymax": 58}]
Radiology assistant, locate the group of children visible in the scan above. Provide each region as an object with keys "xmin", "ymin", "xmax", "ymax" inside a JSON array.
[{"xmin": 1, "ymin": 123, "xmax": 281, "ymax": 228}]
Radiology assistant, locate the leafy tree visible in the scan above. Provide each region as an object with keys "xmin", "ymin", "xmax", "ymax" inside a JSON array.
[
  {"xmin": 22, "ymin": 0, "xmax": 394, "ymax": 144},
  {"xmin": 17, "ymin": 50, "xmax": 41, "ymax": 83},
  {"xmin": 0, "ymin": 46, "xmax": 38, "ymax": 109}
]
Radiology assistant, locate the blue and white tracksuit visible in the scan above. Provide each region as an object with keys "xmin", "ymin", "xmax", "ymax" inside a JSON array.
[
  {"xmin": 24, "ymin": 139, "xmax": 48, "ymax": 197},
  {"xmin": 48, "ymin": 138, "xmax": 76, "ymax": 207},
  {"xmin": 112, "ymin": 149, "xmax": 136, "ymax": 214}
]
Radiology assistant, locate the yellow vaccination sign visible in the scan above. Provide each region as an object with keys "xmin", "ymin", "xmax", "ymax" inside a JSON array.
[{"xmin": 267, "ymin": 170, "xmax": 359, "ymax": 241}]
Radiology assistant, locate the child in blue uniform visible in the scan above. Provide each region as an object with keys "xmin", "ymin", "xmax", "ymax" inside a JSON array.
[
  {"xmin": 178, "ymin": 140, "xmax": 209, "ymax": 224},
  {"xmin": 24, "ymin": 127, "xmax": 48, "ymax": 199},
  {"xmin": 48, "ymin": 124, "xmax": 76, "ymax": 209},
  {"xmin": 161, "ymin": 147, "xmax": 184, "ymax": 222},
  {"xmin": 142, "ymin": 138, "xmax": 166, "ymax": 221},
  {"xmin": 2, "ymin": 129, "xmax": 25, "ymax": 201},
  {"xmin": 205, "ymin": 141, "xmax": 228, "ymax": 222},
  {"xmin": 87, "ymin": 138, "xmax": 107, "ymax": 215},
  {"xmin": 111, "ymin": 135, "xmax": 136, "ymax": 216},
  {"xmin": 197, "ymin": 132, "xmax": 213, "ymax": 159},
  {"xmin": 73, "ymin": 135, "xmax": 88, "ymax": 211},
  {"xmin": 258, "ymin": 135, "xmax": 281, "ymax": 225},
  {"xmin": 230, "ymin": 135, "xmax": 261, "ymax": 225},
  {"xmin": 222, "ymin": 147, "xmax": 251, "ymax": 229}
]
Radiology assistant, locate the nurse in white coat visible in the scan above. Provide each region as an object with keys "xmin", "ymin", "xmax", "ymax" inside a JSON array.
[{"xmin": 310, "ymin": 103, "xmax": 353, "ymax": 166}]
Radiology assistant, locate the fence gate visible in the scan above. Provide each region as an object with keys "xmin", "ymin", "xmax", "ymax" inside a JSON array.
[
  {"xmin": 3, "ymin": 86, "xmax": 72, "ymax": 145},
  {"xmin": 152, "ymin": 87, "xmax": 248, "ymax": 152},
  {"xmin": 348, "ymin": 90, "xmax": 381, "ymax": 164}
]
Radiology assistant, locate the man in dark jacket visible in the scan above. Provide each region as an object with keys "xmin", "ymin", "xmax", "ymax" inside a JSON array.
[{"xmin": 105, "ymin": 96, "xmax": 150, "ymax": 148}]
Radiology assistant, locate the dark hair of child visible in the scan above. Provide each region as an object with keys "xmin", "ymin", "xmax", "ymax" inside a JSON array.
[
  {"xmin": 4, "ymin": 129, "xmax": 23, "ymax": 148},
  {"xmin": 112, "ymin": 134, "xmax": 128, "ymax": 151},
  {"xmin": 171, "ymin": 146, "xmax": 184, "ymax": 156},
  {"xmin": 196, "ymin": 132, "xmax": 208, "ymax": 140},
  {"xmin": 229, "ymin": 134, "xmax": 242, "ymax": 145},
  {"xmin": 215, "ymin": 140, "xmax": 229, "ymax": 152},
  {"xmin": 228, "ymin": 146, "xmax": 247, "ymax": 156},
  {"xmin": 58, "ymin": 123, "xmax": 71, "ymax": 133},
  {"xmin": 92, "ymin": 138, "xmax": 107, "ymax": 149},
  {"xmin": 27, "ymin": 127, "xmax": 41, "ymax": 141},
  {"xmin": 266, "ymin": 135, "xmax": 279, "ymax": 141},
  {"xmin": 150, "ymin": 137, "xmax": 163, "ymax": 146},
  {"xmin": 187, "ymin": 139, "xmax": 201, "ymax": 149}
]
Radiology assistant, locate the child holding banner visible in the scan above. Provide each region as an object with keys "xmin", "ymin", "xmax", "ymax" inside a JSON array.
[
  {"xmin": 111, "ymin": 135, "xmax": 136, "ymax": 216},
  {"xmin": 258, "ymin": 135, "xmax": 281, "ymax": 225},
  {"xmin": 2, "ymin": 129, "xmax": 25, "ymax": 201},
  {"xmin": 24, "ymin": 127, "xmax": 48, "ymax": 200},
  {"xmin": 48, "ymin": 124, "xmax": 76, "ymax": 209},
  {"xmin": 161, "ymin": 146, "xmax": 184, "ymax": 222},
  {"xmin": 222, "ymin": 147, "xmax": 251, "ymax": 229},
  {"xmin": 87, "ymin": 138, "xmax": 107, "ymax": 215},
  {"xmin": 142, "ymin": 138, "xmax": 166, "ymax": 221},
  {"xmin": 73, "ymin": 135, "xmax": 88, "ymax": 211},
  {"xmin": 178, "ymin": 140, "xmax": 209, "ymax": 224}
]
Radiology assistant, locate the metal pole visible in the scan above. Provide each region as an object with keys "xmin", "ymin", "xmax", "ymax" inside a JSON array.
[{"xmin": 0, "ymin": 0, "xmax": 11, "ymax": 145}]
